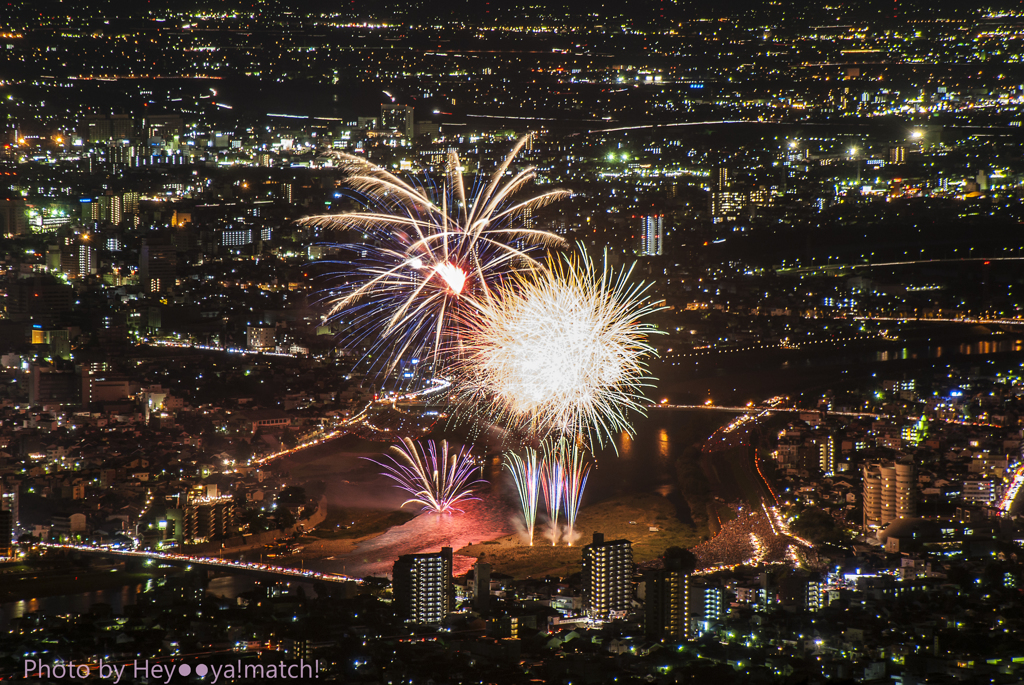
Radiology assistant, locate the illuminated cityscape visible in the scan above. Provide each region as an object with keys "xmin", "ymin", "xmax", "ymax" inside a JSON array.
[{"xmin": 3, "ymin": 0, "xmax": 1024, "ymax": 682}]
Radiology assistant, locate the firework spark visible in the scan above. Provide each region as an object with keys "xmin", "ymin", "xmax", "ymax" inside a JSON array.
[
  {"xmin": 559, "ymin": 439, "xmax": 591, "ymax": 545},
  {"xmin": 454, "ymin": 246, "xmax": 662, "ymax": 447},
  {"xmin": 504, "ymin": 448, "xmax": 543, "ymax": 546},
  {"xmin": 370, "ymin": 438, "xmax": 485, "ymax": 514},
  {"xmin": 300, "ymin": 136, "xmax": 568, "ymax": 372}
]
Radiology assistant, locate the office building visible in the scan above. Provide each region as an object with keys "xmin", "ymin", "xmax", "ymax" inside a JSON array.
[
  {"xmin": 81, "ymin": 114, "xmax": 135, "ymax": 142},
  {"xmin": 381, "ymin": 104, "xmax": 415, "ymax": 140},
  {"xmin": 0, "ymin": 197, "xmax": 28, "ymax": 236},
  {"xmin": 146, "ymin": 114, "xmax": 184, "ymax": 147},
  {"xmin": 247, "ymin": 325, "xmax": 276, "ymax": 351},
  {"xmin": 139, "ymin": 238, "xmax": 177, "ymax": 293},
  {"xmin": 31, "ymin": 328, "xmax": 71, "ymax": 360},
  {"xmin": 473, "ymin": 559, "xmax": 491, "ymax": 614},
  {"xmin": 79, "ymin": 366, "xmax": 130, "ymax": 409},
  {"xmin": 0, "ymin": 509, "xmax": 11, "ymax": 556},
  {"xmin": 28, "ymin": 363, "xmax": 77, "ymax": 407},
  {"xmin": 393, "ymin": 547, "xmax": 454, "ymax": 625},
  {"xmin": 5, "ymin": 275, "xmax": 73, "ymax": 324},
  {"xmin": 582, "ymin": 532, "xmax": 633, "ymax": 619},
  {"xmin": 962, "ymin": 480, "xmax": 997, "ymax": 505}
]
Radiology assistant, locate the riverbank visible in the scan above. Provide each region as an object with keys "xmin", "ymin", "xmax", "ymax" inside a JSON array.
[
  {"xmin": 291, "ymin": 507, "xmax": 417, "ymax": 560},
  {"xmin": 456, "ymin": 492, "xmax": 703, "ymax": 579}
]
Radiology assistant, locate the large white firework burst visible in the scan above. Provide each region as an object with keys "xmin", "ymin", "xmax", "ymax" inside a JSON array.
[
  {"xmin": 454, "ymin": 247, "xmax": 662, "ymax": 447},
  {"xmin": 299, "ymin": 136, "xmax": 567, "ymax": 373}
]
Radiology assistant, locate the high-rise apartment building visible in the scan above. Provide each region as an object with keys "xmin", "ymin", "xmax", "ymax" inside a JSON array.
[
  {"xmin": 805, "ymin": 576, "xmax": 824, "ymax": 612},
  {"xmin": 644, "ymin": 552, "xmax": 693, "ymax": 641},
  {"xmin": 698, "ymin": 580, "xmax": 723, "ymax": 626},
  {"xmin": 78, "ymin": 243, "xmax": 96, "ymax": 276},
  {"xmin": 894, "ymin": 460, "xmax": 917, "ymax": 521},
  {"xmin": 165, "ymin": 496, "xmax": 236, "ymax": 543},
  {"xmin": 97, "ymin": 194, "xmax": 122, "ymax": 225},
  {"xmin": 812, "ymin": 434, "xmax": 835, "ymax": 476},
  {"xmin": 638, "ymin": 215, "xmax": 664, "ymax": 256},
  {"xmin": 393, "ymin": 547, "xmax": 454, "ymax": 625},
  {"xmin": 0, "ymin": 483, "xmax": 17, "ymax": 555},
  {"xmin": 582, "ymin": 532, "xmax": 633, "ymax": 619},
  {"xmin": 962, "ymin": 480, "xmax": 997, "ymax": 505},
  {"xmin": 863, "ymin": 459, "xmax": 916, "ymax": 531},
  {"xmin": 863, "ymin": 464, "xmax": 882, "ymax": 530}
]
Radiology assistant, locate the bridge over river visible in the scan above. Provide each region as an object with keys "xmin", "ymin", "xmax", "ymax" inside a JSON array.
[{"xmin": 41, "ymin": 543, "xmax": 361, "ymax": 585}]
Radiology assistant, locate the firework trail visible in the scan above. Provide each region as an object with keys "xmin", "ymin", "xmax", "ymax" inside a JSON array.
[
  {"xmin": 300, "ymin": 136, "xmax": 568, "ymax": 373},
  {"xmin": 453, "ymin": 246, "xmax": 662, "ymax": 448},
  {"xmin": 370, "ymin": 438, "xmax": 485, "ymax": 514},
  {"xmin": 559, "ymin": 439, "xmax": 591, "ymax": 545},
  {"xmin": 504, "ymin": 448, "xmax": 543, "ymax": 546}
]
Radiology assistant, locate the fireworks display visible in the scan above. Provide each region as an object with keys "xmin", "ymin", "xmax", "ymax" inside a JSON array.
[
  {"xmin": 301, "ymin": 136, "xmax": 567, "ymax": 371},
  {"xmin": 312, "ymin": 138, "xmax": 661, "ymax": 545},
  {"xmin": 371, "ymin": 438, "xmax": 485, "ymax": 514},
  {"xmin": 503, "ymin": 448, "xmax": 543, "ymax": 545},
  {"xmin": 453, "ymin": 247, "xmax": 662, "ymax": 447}
]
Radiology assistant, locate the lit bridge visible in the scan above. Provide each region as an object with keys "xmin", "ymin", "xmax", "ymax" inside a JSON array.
[
  {"xmin": 41, "ymin": 543, "xmax": 359, "ymax": 585},
  {"xmin": 649, "ymin": 404, "xmax": 881, "ymax": 419}
]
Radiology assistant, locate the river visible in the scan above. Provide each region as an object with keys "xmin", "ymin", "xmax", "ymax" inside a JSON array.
[
  {"xmin": 279, "ymin": 326, "xmax": 1024, "ymax": 574},
  {"xmin": 0, "ymin": 574, "xmax": 315, "ymax": 628},
  {"xmin": 8, "ymin": 327, "xmax": 1021, "ymax": 612}
]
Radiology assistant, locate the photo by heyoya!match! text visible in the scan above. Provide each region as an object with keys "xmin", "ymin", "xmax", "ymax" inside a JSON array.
[{"xmin": 23, "ymin": 658, "xmax": 321, "ymax": 683}]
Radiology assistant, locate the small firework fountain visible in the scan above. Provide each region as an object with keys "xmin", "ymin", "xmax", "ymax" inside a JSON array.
[
  {"xmin": 503, "ymin": 448, "xmax": 543, "ymax": 545},
  {"xmin": 559, "ymin": 439, "xmax": 591, "ymax": 546},
  {"xmin": 370, "ymin": 438, "xmax": 485, "ymax": 514},
  {"xmin": 540, "ymin": 449, "xmax": 566, "ymax": 545}
]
